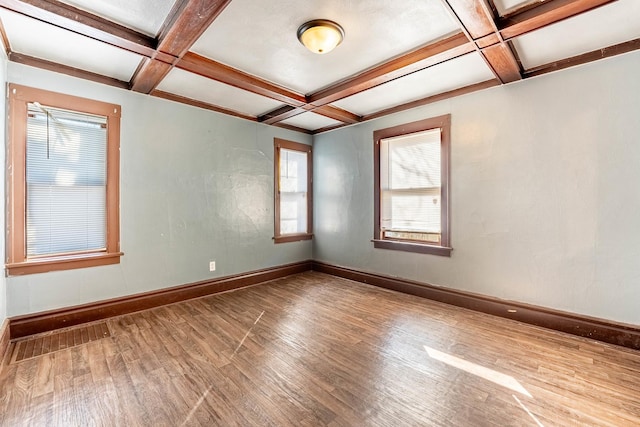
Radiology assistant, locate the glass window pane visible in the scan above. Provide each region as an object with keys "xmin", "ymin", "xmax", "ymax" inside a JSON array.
[
  {"xmin": 380, "ymin": 128, "xmax": 442, "ymax": 236},
  {"xmin": 280, "ymin": 148, "xmax": 307, "ymax": 192},
  {"xmin": 25, "ymin": 104, "xmax": 107, "ymax": 257},
  {"xmin": 279, "ymin": 191, "xmax": 307, "ymax": 234},
  {"xmin": 274, "ymin": 140, "xmax": 311, "ymax": 239}
]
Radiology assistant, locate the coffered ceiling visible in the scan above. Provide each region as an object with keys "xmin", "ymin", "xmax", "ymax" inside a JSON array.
[{"xmin": 0, "ymin": 0, "xmax": 638, "ymax": 134}]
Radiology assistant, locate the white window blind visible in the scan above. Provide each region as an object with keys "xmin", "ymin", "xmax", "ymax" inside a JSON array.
[
  {"xmin": 26, "ymin": 103, "xmax": 107, "ymax": 257},
  {"xmin": 279, "ymin": 148, "xmax": 308, "ymax": 234},
  {"xmin": 380, "ymin": 128, "xmax": 442, "ymax": 242}
]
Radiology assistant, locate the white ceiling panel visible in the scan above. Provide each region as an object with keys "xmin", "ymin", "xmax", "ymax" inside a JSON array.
[
  {"xmin": 280, "ymin": 112, "xmax": 342, "ymax": 131},
  {"xmin": 59, "ymin": 0, "xmax": 177, "ymax": 36},
  {"xmin": 513, "ymin": 0, "xmax": 640, "ymax": 70},
  {"xmin": 334, "ymin": 53, "xmax": 496, "ymax": 116},
  {"xmin": 492, "ymin": 0, "xmax": 537, "ymax": 16},
  {"xmin": 0, "ymin": 9, "xmax": 142, "ymax": 82},
  {"xmin": 191, "ymin": 0, "xmax": 460, "ymax": 94},
  {"xmin": 156, "ymin": 68, "xmax": 284, "ymax": 117}
]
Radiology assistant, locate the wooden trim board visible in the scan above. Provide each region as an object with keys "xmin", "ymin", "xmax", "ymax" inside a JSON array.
[
  {"xmin": 312, "ymin": 261, "xmax": 640, "ymax": 350},
  {"xmin": 0, "ymin": 319, "xmax": 9, "ymax": 365},
  {"xmin": 8, "ymin": 259, "xmax": 640, "ymax": 352},
  {"xmin": 9, "ymin": 260, "xmax": 312, "ymax": 339}
]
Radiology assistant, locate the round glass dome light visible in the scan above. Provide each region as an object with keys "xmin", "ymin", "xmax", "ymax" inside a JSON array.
[{"xmin": 297, "ymin": 20, "xmax": 345, "ymax": 54}]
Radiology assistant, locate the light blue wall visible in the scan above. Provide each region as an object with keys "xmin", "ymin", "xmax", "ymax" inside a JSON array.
[
  {"xmin": 313, "ymin": 51, "xmax": 640, "ymax": 326},
  {"xmin": 6, "ymin": 63, "xmax": 312, "ymax": 316},
  {"xmin": 5, "ymin": 51, "xmax": 640, "ymax": 326},
  {"xmin": 0, "ymin": 45, "xmax": 7, "ymax": 325}
]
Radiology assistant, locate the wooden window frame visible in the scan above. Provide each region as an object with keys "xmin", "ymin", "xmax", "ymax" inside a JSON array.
[
  {"xmin": 273, "ymin": 138, "xmax": 313, "ymax": 244},
  {"xmin": 6, "ymin": 84, "xmax": 123, "ymax": 275},
  {"xmin": 373, "ymin": 114, "xmax": 452, "ymax": 257}
]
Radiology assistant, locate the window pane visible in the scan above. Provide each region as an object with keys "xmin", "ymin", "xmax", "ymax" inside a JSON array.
[
  {"xmin": 27, "ymin": 185, "xmax": 106, "ymax": 255},
  {"xmin": 279, "ymin": 148, "xmax": 308, "ymax": 235},
  {"xmin": 26, "ymin": 103, "xmax": 107, "ymax": 256},
  {"xmin": 382, "ymin": 129, "xmax": 441, "ymax": 190},
  {"xmin": 280, "ymin": 148, "xmax": 307, "ymax": 192},
  {"xmin": 380, "ymin": 128, "xmax": 441, "ymax": 236},
  {"xmin": 381, "ymin": 189, "xmax": 441, "ymax": 233}
]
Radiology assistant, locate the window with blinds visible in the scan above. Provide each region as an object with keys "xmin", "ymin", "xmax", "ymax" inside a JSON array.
[
  {"xmin": 7, "ymin": 84, "xmax": 122, "ymax": 275},
  {"xmin": 373, "ymin": 114, "xmax": 451, "ymax": 256},
  {"xmin": 279, "ymin": 148, "xmax": 308, "ymax": 234},
  {"xmin": 26, "ymin": 104, "xmax": 108, "ymax": 257},
  {"xmin": 380, "ymin": 129, "xmax": 442, "ymax": 244},
  {"xmin": 274, "ymin": 138, "xmax": 312, "ymax": 243}
]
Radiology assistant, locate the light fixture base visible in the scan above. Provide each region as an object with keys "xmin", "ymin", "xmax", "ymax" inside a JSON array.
[{"xmin": 297, "ymin": 19, "xmax": 345, "ymax": 55}]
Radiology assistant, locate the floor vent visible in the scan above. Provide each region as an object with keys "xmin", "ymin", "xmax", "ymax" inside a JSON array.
[{"xmin": 10, "ymin": 321, "xmax": 111, "ymax": 364}]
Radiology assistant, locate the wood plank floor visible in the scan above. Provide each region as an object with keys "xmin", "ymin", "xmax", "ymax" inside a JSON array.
[{"xmin": 1, "ymin": 271, "xmax": 639, "ymax": 426}]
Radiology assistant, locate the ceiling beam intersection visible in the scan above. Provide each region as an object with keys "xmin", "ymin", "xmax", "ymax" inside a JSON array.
[
  {"xmin": 258, "ymin": 106, "xmax": 305, "ymax": 125},
  {"xmin": 0, "ymin": 0, "xmax": 631, "ymax": 132},
  {"xmin": 130, "ymin": 0, "xmax": 233, "ymax": 93},
  {"xmin": 442, "ymin": 0, "xmax": 522, "ymax": 84}
]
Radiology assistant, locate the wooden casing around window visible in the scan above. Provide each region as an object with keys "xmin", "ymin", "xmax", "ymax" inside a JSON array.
[
  {"xmin": 273, "ymin": 138, "xmax": 313, "ymax": 243},
  {"xmin": 373, "ymin": 114, "xmax": 451, "ymax": 256},
  {"xmin": 6, "ymin": 84, "xmax": 122, "ymax": 275}
]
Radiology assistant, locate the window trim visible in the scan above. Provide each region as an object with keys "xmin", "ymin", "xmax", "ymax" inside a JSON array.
[
  {"xmin": 373, "ymin": 114, "xmax": 452, "ymax": 257},
  {"xmin": 273, "ymin": 138, "xmax": 313, "ymax": 244},
  {"xmin": 6, "ymin": 84, "xmax": 122, "ymax": 275}
]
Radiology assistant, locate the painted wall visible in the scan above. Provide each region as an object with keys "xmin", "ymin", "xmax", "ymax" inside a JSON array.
[
  {"xmin": 314, "ymin": 51, "xmax": 640, "ymax": 326},
  {"xmin": 0, "ymin": 45, "xmax": 7, "ymax": 325},
  {"xmin": 6, "ymin": 63, "xmax": 312, "ymax": 317}
]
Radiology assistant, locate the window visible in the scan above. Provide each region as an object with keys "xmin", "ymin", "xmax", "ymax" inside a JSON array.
[
  {"xmin": 373, "ymin": 114, "xmax": 451, "ymax": 256},
  {"xmin": 274, "ymin": 138, "xmax": 312, "ymax": 243},
  {"xmin": 6, "ymin": 84, "xmax": 122, "ymax": 275}
]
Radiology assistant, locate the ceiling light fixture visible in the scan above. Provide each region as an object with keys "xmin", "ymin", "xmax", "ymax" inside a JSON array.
[{"xmin": 297, "ymin": 19, "xmax": 344, "ymax": 55}]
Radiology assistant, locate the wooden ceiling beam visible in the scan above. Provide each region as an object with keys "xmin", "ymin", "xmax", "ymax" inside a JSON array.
[
  {"xmin": 273, "ymin": 122, "xmax": 313, "ymax": 135},
  {"xmin": 312, "ymin": 123, "xmax": 349, "ymax": 134},
  {"xmin": 156, "ymin": 0, "xmax": 230, "ymax": 58},
  {"xmin": 475, "ymin": 33, "xmax": 500, "ymax": 49},
  {"xmin": 443, "ymin": 0, "xmax": 522, "ymax": 84},
  {"xmin": 151, "ymin": 89, "xmax": 256, "ymax": 121},
  {"xmin": 130, "ymin": 0, "xmax": 232, "ymax": 93},
  {"xmin": 129, "ymin": 58, "xmax": 173, "ymax": 93},
  {"xmin": 2, "ymin": 0, "xmax": 627, "ymax": 132},
  {"xmin": 363, "ymin": 79, "xmax": 500, "ymax": 121},
  {"xmin": 8, "ymin": 52, "xmax": 130, "ymax": 89},
  {"xmin": 259, "ymin": 106, "xmax": 305, "ymax": 125},
  {"xmin": 523, "ymin": 38, "xmax": 640, "ymax": 78},
  {"xmin": 308, "ymin": 32, "xmax": 474, "ymax": 107},
  {"xmin": 444, "ymin": 0, "xmax": 495, "ymax": 39},
  {"xmin": 177, "ymin": 52, "xmax": 307, "ymax": 106},
  {"xmin": 311, "ymin": 105, "xmax": 362, "ymax": 124},
  {"xmin": 499, "ymin": 0, "xmax": 617, "ymax": 40},
  {"xmin": 0, "ymin": 13, "xmax": 11, "ymax": 55},
  {"xmin": 313, "ymin": 79, "xmax": 501, "ymax": 134},
  {"xmin": 0, "ymin": 0, "xmax": 159, "ymax": 58},
  {"xmin": 259, "ymin": 103, "xmax": 362, "ymax": 126},
  {"xmin": 481, "ymin": 42, "xmax": 522, "ymax": 83}
]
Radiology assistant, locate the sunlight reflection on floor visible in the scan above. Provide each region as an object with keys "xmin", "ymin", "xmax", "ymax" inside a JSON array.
[
  {"xmin": 424, "ymin": 345, "xmax": 532, "ymax": 397},
  {"xmin": 513, "ymin": 394, "xmax": 545, "ymax": 427}
]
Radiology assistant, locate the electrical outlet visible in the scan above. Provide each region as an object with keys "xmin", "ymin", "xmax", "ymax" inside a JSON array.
[{"xmin": 209, "ymin": 261, "xmax": 216, "ymax": 272}]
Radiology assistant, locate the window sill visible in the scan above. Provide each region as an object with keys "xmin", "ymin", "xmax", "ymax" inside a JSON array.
[
  {"xmin": 372, "ymin": 239, "xmax": 452, "ymax": 257},
  {"xmin": 6, "ymin": 251, "xmax": 123, "ymax": 276},
  {"xmin": 273, "ymin": 233, "xmax": 313, "ymax": 244}
]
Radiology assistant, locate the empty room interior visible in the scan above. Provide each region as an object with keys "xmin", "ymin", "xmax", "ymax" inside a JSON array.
[{"xmin": 0, "ymin": 0, "xmax": 639, "ymax": 425}]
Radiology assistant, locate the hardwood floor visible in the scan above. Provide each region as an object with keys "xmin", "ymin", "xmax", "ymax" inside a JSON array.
[{"xmin": 1, "ymin": 271, "xmax": 639, "ymax": 426}]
